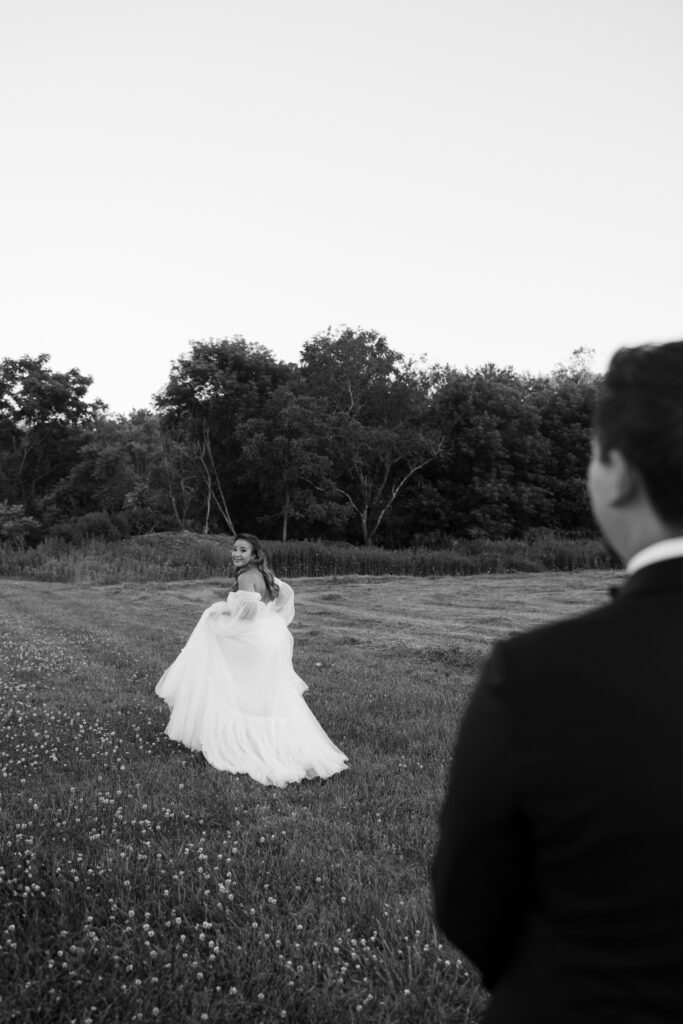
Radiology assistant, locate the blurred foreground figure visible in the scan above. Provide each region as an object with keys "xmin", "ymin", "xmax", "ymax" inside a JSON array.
[{"xmin": 432, "ymin": 341, "xmax": 683, "ymax": 1022}]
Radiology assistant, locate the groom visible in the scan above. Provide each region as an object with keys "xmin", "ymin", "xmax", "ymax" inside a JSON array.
[{"xmin": 432, "ymin": 341, "xmax": 683, "ymax": 1022}]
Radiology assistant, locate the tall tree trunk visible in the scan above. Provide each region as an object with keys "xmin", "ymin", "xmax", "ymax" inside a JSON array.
[
  {"xmin": 198, "ymin": 425, "xmax": 236, "ymax": 534},
  {"xmin": 170, "ymin": 493, "xmax": 184, "ymax": 531},
  {"xmin": 282, "ymin": 496, "xmax": 289, "ymax": 543},
  {"xmin": 203, "ymin": 483, "xmax": 211, "ymax": 534},
  {"xmin": 360, "ymin": 508, "xmax": 370, "ymax": 545}
]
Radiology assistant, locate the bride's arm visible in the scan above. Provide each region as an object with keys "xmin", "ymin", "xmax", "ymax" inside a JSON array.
[
  {"xmin": 271, "ymin": 578, "xmax": 295, "ymax": 625},
  {"xmin": 208, "ymin": 590, "xmax": 262, "ymax": 632}
]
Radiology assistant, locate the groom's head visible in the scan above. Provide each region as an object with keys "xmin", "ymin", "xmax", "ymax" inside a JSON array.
[{"xmin": 589, "ymin": 340, "xmax": 683, "ymax": 558}]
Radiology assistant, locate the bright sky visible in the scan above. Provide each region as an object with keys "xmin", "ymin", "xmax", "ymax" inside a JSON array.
[{"xmin": 2, "ymin": 0, "xmax": 683, "ymax": 414}]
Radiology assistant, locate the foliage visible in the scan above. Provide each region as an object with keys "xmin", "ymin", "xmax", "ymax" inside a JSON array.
[
  {"xmin": 48, "ymin": 411, "xmax": 195, "ymax": 533},
  {"xmin": 0, "ymin": 354, "xmax": 104, "ymax": 516},
  {"xmin": 1, "ymin": 337, "xmax": 603, "ymax": 545},
  {"xmin": 0, "ymin": 501, "xmax": 40, "ymax": 549},
  {"xmin": 434, "ymin": 365, "xmax": 553, "ymax": 537},
  {"xmin": 529, "ymin": 351, "xmax": 598, "ymax": 533},
  {"xmin": 299, "ymin": 327, "xmax": 445, "ymax": 544},
  {"xmin": 236, "ymin": 384, "xmax": 345, "ymax": 542},
  {"xmin": 155, "ymin": 337, "xmax": 294, "ymax": 534}
]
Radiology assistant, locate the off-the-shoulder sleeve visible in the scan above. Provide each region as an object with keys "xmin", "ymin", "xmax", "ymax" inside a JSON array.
[
  {"xmin": 270, "ymin": 578, "xmax": 295, "ymax": 625},
  {"xmin": 207, "ymin": 590, "xmax": 262, "ymax": 635},
  {"xmin": 226, "ymin": 590, "xmax": 261, "ymax": 619}
]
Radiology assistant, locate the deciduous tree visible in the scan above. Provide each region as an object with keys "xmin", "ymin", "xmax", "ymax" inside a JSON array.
[
  {"xmin": 434, "ymin": 365, "xmax": 553, "ymax": 537},
  {"xmin": 236, "ymin": 384, "xmax": 347, "ymax": 541},
  {"xmin": 155, "ymin": 337, "xmax": 293, "ymax": 532},
  {"xmin": 300, "ymin": 327, "xmax": 444, "ymax": 544},
  {"xmin": 0, "ymin": 354, "xmax": 104, "ymax": 516}
]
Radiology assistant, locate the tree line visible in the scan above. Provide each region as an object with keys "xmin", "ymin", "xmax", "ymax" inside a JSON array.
[{"xmin": 0, "ymin": 328, "xmax": 600, "ymax": 548}]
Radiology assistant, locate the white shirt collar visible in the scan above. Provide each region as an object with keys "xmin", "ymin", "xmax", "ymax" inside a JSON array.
[{"xmin": 626, "ymin": 537, "xmax": 683, "ymax": 576}]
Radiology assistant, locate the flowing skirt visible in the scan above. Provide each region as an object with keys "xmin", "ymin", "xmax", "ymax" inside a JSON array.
[{"xmin": 156, "ymin": 597, "xmax": 348, "ymax": 787}]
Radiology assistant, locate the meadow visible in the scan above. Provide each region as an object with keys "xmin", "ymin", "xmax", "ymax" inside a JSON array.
[{"xmin": 0, "ymin": 569, "xmax": 620, "ymax": 1023}]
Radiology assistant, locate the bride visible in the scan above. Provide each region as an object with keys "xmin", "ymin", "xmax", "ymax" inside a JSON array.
[{"xmin": 155, "ymin": 533, "xmax": 348, "ymax": 787}]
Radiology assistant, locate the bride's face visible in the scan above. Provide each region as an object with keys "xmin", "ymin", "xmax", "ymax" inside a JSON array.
[{"xmin": 232, "ymin": 539, "xmax": 254, "ymax": 568}]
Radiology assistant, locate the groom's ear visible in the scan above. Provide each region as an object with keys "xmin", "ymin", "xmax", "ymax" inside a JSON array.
[{"xmin": 605, "ymin": 448, "xmax": 641, "ymax": 507}]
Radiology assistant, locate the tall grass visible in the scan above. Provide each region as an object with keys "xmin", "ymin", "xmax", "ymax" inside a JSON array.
[{"xmin": 0, "ymin": 532, "xmax": 617, "ymax": 584}]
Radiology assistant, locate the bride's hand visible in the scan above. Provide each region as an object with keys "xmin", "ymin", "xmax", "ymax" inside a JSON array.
[{"xmin": 207, "ymin": 600, "xmax": 230, "ymax": 615}]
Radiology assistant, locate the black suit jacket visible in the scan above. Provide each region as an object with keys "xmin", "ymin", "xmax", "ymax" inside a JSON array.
[{"xmin": 432, "ymin": 558, "xmax": 683, "ymax": 1023}]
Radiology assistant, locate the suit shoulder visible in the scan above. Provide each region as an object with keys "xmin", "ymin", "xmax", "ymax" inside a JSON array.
[{"xmin": 494, "ymin": 598, "xmax": 620, "ymax": 681}]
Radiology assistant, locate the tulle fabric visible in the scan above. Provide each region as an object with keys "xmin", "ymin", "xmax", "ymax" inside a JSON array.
[{"xmin": 155, "ymin": 579, "xmax": 348, "ymax": 787}]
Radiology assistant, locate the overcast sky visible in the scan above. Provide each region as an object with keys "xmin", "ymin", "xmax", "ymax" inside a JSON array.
[{"xmin": 2, "ymin": 0, "xmax": 682, "ymax": 414}]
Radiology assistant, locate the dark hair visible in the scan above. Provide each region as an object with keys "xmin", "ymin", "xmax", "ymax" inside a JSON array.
[
  {"xmin": 594, "ymin": 340, "xmax": 683, "ymax": 526},
  {"xmin": 231, "ymin": 533, "xmax": 279, "ymax": 599}
]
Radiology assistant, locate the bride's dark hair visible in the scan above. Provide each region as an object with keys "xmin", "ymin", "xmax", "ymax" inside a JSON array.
[{"xmin": 231, "ymin": 533, "xmax": 279, "ymax": 600}]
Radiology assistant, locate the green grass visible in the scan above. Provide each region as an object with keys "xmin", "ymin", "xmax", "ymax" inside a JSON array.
[{"xmin": 0, "ymin": 570, "xmax": 620, "ymax": 1023}]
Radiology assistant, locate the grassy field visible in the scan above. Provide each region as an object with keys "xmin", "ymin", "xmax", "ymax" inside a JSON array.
[{"xmin": 0, "ymin": 570, "xmax": 621, "ymax": 1023}]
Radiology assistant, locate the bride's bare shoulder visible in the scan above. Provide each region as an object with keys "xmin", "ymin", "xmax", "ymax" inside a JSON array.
[{"xmin": 237, "ymin": 567, "xmax": 267, "ymax": 596}]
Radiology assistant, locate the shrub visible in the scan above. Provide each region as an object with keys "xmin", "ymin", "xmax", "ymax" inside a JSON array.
[
  {"xmin": 48, "ymin": 512, "xmax": 122, "ymax": 544},
  {"xmin": 0, "ymin": 501, "xmax": 41, "ymax": 549}
]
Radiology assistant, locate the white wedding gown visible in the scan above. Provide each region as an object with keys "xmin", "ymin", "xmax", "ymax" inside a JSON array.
[{"xmin": 155, "ymin": 579, "xmax": 348, "ymax": 787}]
